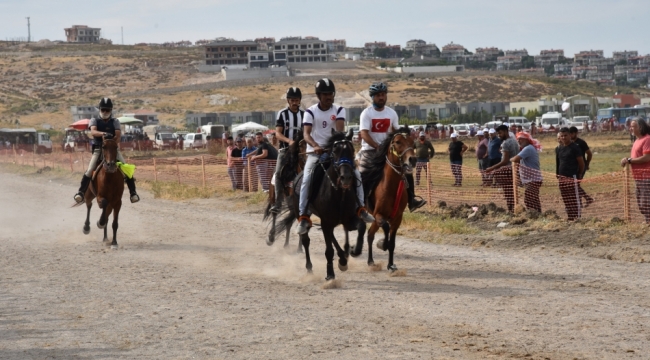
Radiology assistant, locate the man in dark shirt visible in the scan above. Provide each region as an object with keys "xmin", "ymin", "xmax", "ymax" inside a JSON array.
[
  {"xmin": 251, "ymin": 132, "xmax": 278, "ymax": 192},
  {"xmin": 569, "ymin": 126, "xmax": 594, "ymax": 207},
  {"xmin": 414, "ymin": 131, "xmax": 435, "ymax": 186},
  {"xmin": 476, "ymin": 129, "xmax": 489, "ymax": 185},
  {"xmin": 556, "ymin": 128, "xmax": 585, "ymax": 221},
  {"xmin": 485, "ymin": 125, "xmax": 519, "ymax": 212},
  {"xmin": 447, "ymin": 133, "xmax": 468, "ymax": 186}
]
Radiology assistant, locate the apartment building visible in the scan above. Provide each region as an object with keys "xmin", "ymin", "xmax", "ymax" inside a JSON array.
[
  {"xmin": 364, "ymin": 41, "xmax": 387, "ymax": 54},
  {"xmin": 440, "ymin": 42, "xmax": 466, "ymax": 62},
  {"xmin": 64, "ymin": 25, "xmax": 101, "ymax": 43},
  {"xmin": 613, "ymin": 50, "xmax": 638, "ymax": 62},
  {"xmin": 325, "ymin": 39, "xmax": 346, "ymax": 52},
  {"xmin": 405, "ymin": 39, "xmax": 426, "ymax": 52},
  {"xmin": 272, "ymin": 37, "xmax": 328, "ymax": 66},
  {"xmin": 505, "ymin": 49, "xmax": 528, "ymax": 57},
  {"xmin": 413, "ymin": 43, "xmax": 440, "ymax": 58},
  {"xmin": 574, "ymin": 50, "xmax": 604, "ymax": 66},
  {"xmin": 496, "ymin": 55, "xmax": 522, "ymax": 70},
  {"xmin": 467, "ymin": 47, "xmax": 501, "ymax": 62},
  {"xmin": 204, "ymin": 40, "xmax": 258, "ymax": 66},
  {"xmin": 254, "ymin": 37, "xmax": 275, "ymax": 50},
  {"xmin": 627, "ymin": 69, "xmax": 649, "ymax": 83},
  {"xmin": 70, "ymin": 105, "xmax": 99, "ymax": 122},
  {"xmin": 554, "ymin": 63, "xmax": 574, "ymax": 75},
  {"xmin": 534, "ymin": 49, "xmax": 564, "ymax": 67}
]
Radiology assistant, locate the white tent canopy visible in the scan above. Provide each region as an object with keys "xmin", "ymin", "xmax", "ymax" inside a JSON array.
[
  {"xmin": 231, "ymin": 122, "xmax": 268, "ymax": 134},
  {"xmin": 117, "ymin": 116, "xmax": 144, "ymax": 125}
]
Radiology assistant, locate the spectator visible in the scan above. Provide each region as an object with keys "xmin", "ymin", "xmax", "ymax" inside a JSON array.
[
  {"xmin": 250, "ymin": 132, "xmax": 278, "ymax": 192},
  {"xmin": 232, "ymin": 138, "xmax": 244, "ymax": 190},
  {"xmin": 222, "ymin": 130, "xmax": 230, "ymax": 147},
  {"xmin": 242, "ymin": 137, "xmax": 258, "ymax": 192},
  {"xmin": 270, "ymin": 133, "xmax": 279, "ymax": 148},
  {"xmin": 621, "ymin": 117, "xmax": 650, "ymax": 223},
  {"xmin": 516, "ymin": 125, "xmax": 523, "ymax": 134},
  {"xmin": 225, "ymin": 136, "xmax": 238, "ymax": 190},
  {"xmin": 447, "ymin": 133, "xmax": 467, "ymax": 186},
  {"xmin": 476, "ymin": 129, "xmax": 490, "ymax": 185},
  {"xmin": 242, "ymin": 138, "xmax": 257, "ymax": 166},
  {"xmin": 556, "ymin": 128, "xmax": 585, "ymax": 221},
  {"xmin": 530, "ymin": 122, "xmax": 537, "ymax": 136},
  {"xmin": 511, "ymin": 132, "xmax": 543, "ymax": 213},
  {"xmin": 440, "ymin": 126, "xmax": 446, "ymax": 139},
  {"xmin": 569, "ymin": 126, "xmax": 594, "ymax": 207},
  {"xmin": 487, "ymin": 128, "xmax": 502, "ymax": 167},
  {"xmin": 485, "ymin": 125, "xmax": 519, "ymax": 212},
  {"xmin": 414, "ymin": 131, "xmax": 435, "ymax": 186}
]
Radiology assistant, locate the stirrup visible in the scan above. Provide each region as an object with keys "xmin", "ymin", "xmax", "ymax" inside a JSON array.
[
  {"xmin": 409, "ymin": 197, "xmax": 427, "ymax": 212},
  {"xmin": 130, "ymin": 193, "xmax": 140, "ymax": 203},
  {"xmin": 74, "ymin": 192, "xmax": 85, "ymax": 204},
  {"xmin": 357, "ymin": 207, "xmax": 375, "ymax": 223}
]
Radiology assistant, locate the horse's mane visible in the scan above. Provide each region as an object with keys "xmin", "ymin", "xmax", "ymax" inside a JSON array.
[
  {"xmin": 364, "ymin": 126, "xmax": 411, "ymax": 193},
  {"xmin": 279, "ymin": 131, "xmax": 304, "ymax": 185},
  {"xmin": 325, "ymin": 131, "xmax": 348, "ymax": 150}
]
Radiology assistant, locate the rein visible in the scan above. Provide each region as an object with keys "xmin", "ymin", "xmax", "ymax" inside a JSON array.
[
  {"xmin": 385, "ymin": 134, "xmax": 413, "ymax": 178},
  {"xmin": 320, "ymin": 139, "xmax": 355, "ymax": 190}
]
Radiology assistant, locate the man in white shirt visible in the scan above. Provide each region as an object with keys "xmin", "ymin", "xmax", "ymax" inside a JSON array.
[
  {"xmin": 297, "ymin": 78, "xmax": 374, "ymax": 235},
  {"xmin": 358, "ymin": 82, "xmax": 426, "ymax": 212}
]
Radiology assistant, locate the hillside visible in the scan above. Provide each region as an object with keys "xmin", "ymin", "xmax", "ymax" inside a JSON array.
[{"xmin": 1, "ymin": 42, "xmax": 648, "ymax": 130}]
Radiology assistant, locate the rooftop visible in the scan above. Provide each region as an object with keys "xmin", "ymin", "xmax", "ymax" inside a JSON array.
[{"xmin": 206, "ymin": 41, "xmax": 257, "ymax": 47}]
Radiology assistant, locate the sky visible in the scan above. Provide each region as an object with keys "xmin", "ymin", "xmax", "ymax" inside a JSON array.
[{"xmin": 2, "ymin": 0, "xmax": 649, "ymax": 56}]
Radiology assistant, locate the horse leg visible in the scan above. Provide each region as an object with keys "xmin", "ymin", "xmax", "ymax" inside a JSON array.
[
  {"xmin": 387, "ymin": 226, "xmax": 398, "ymax": 272},
  {"xmin": 110, "ymin": 201, "xmax": 121, "ymax": 250},
  {"xmin": 102, "ymin": 204, "xmax": 113, "ymax": 244},
  {"xmin": 300, "ymin": 233, "xmax": 312, "ymax": 273},
  {"xmin": 97, "ymin": 198, "xmax": 108, "ymax": 229},
  {"xmin": 343, "ymin": 231, "xmax": 350, "ymax": 259},
  {"xmin": 331, "ymin": 235, "xmax": 348, "ymax": 272},
  {"xmin": 322, "ymin": 227, "xmax": 336, "ymax": 281},
  {"xmin": 83, "ymin": 201, "xmax": 92, "ymax": 235},
  {"xmin": 267, "ymin": 212, "xmax": 276, "ymax": 246},
  {"xmin": 377, "ymin": 220, "xmax": 390, "ymax": 252},
  {"xmin": 367, "ymin": 221, "xmax": 379, "ymax": 266},
  {"xmin": 350, "ymin": 221, "xmax": 366, "ymax": 257}
]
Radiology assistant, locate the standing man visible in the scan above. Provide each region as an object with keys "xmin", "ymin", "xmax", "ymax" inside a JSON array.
[
  {"xmin": 475, "ymin": 129, "xmax": 489, "ymax": 185},
  {"xmin": 250, "ymin": 132, "xmax": 278, "ymax": 193},
  {"xmin": 414, "ymin": 131, "xmax": 435, "ymax": 186},
  {"xmin": 511, "ymin": 132, "xmax": 543, "ymax": 212},
  {"xmin": 569, "ymin": 126, "xmax": 594, "ymax": 207},
  {"xmin": 226, "ymin": 136, "xmax": 238, "ymax": 190},
  {"xmin": 270, "ymin": 87, "xmax": 304, "ymax": 213},
  {"xmin": 487, "ymin": 128, "xmax": 502, "ymax": 187},
  {"xmin": 358, "ymin": 82, "xmax": 426, "ymax": 212},
  {"xmin": 447, "ymin": 133, "xmax": 467, "ymax": 186},
  {"xmin": 621, "ymin": 117, "xmax": 650, "ymax": 223},
  {"xmin": 556, "ymin": 128, "xmax": 585, "ymax": 221},
  {"xmin": 232, "ymin": 138, "xmax": 244, "ymax": 190},
  {"xmin": 297, "ymin": 79, "xmax": 374, "ymax": 234},
  {"xmin": 485, "ymin": 125, "xmax": 519, "ymax": 212}
]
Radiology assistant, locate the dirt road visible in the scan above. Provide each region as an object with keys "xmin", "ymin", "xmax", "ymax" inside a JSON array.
[{"xmin": 1, "ymin": 171, "xmax": 650, "ymax": 359}]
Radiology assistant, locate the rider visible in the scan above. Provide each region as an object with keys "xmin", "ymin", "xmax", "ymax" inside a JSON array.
[
  {"xmin": 73, "ymin": 98, "xmax": 140, "ymax": 204},
  {"xmin": 358, "ymin": 82, "xmax": 427, "ymax": 212},
  {"xmin": 270, "ymin": 87, "xmax": 304, "ymax": 214},
  {"xmin": 296, "ymin": 78, "xmax": 375, "ymax": 235}
]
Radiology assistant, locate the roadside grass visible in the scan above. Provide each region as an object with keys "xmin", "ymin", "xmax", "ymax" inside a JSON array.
[
  {"xmin": 501, "ymin": 228, "xmax": 529, "ymax": 237},
  {"xmin": 147, "ymin": 181, "xmax": 215, "ymax": 200},
  {"xmin": 400, "ymin": 212, "xmax": 479, "ymax": 235}
]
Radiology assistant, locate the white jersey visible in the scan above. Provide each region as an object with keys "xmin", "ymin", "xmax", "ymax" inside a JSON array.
[
  {"xmin": 303, "ymin": 103, "xmax": 346, "ymax": 153},
  {"xmin": 359, "ymin": 106, "xmax": 400, "ymax": 151}
]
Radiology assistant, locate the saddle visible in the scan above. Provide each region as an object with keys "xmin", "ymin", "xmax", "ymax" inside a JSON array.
[{"xmin": 292, "ymin": 157, "xmax": 330, "ymax": 203}]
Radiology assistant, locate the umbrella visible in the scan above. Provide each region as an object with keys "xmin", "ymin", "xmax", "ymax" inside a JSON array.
[
  {"xmin": 117, "ymin": 117, "xmax": 144, "ymax": 125},
  {"xmin": 70, "ymin": 119, "xmax": 90, "ymax": 130},
  {"xmin": 231, "ymin": 121, "xmax": 268, "ymax": 134}
]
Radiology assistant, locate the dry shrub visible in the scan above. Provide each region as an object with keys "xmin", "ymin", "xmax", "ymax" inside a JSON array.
[{"xmin": 501, "ymin": 228, "xmax": 528, "ymax": 237}]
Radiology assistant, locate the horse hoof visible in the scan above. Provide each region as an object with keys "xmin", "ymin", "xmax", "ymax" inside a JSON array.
[
  {"xmin": 377, "ymin": 240, "xmax": 387, "ymax": 251},
  {"xmin": 83, "ymin": 227, "xmax": 90, "ymax": 235},
  {"xmin": 325, "ymin": 275, "xmax": 335, "ymax": 281},
  {"xmin": 368, "ymin": 261, "xmax": 374, "ymax": 267},
  {"xmin": 307, "ymin": 268, "xmax": 313, "ymax": 274},
  {"xmin": 111, "ymin": 244, "xmax": 118, "ymax": 250},
  {"xmin": 102, "ymin": 238, "xmax": 109, "ymax": 244},
  {"xmin": 97, "ymin": 221, "xmax": 105, "ymax": 229},
  {"xmin": 266, "ymin": 235, "xmax": 275, "ymax": 246},
  {"xmin": 388, "ymin": 264, "xmax": 398, "ymax": 272},
  {"xmin": 338, "ymin": 263, "xmax": 348, "ymax": 272},
  {"xmin": 297, "ymin": 248, "xmax": 304, "ymax": 254}
]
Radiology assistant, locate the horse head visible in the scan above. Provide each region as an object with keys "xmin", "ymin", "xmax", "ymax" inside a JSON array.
[
  {"xmin": 389, "ymin": 129, "xmax": 416, "ymax": 175},
  {"xmin": 329, "ymin": 129, "xmax": 355, "ymax": 190},
  {"xmin": 102, "ymin": 139, "xmax": 119, "ymax": 173}
]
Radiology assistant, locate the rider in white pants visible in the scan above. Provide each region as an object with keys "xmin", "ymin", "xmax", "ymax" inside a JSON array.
[{"xmin": 296, "ymin": 79, "xmax": 374, "ymax": 235}]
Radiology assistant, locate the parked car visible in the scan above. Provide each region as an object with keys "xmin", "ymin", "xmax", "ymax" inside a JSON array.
[
  {"xmin": 484, "ymin": 121, "xmax": 503, "ymax": 129},
  {"xmin": 451, "ymin": 124, "xmax": 469, "ymax": 137},
  {"xmin": 509, "ymin": 116, "xmax": 532, "ymax": 130},
  {"xmin": 183, "ymin": 133, "xmax": 204, "ymax": 149}
]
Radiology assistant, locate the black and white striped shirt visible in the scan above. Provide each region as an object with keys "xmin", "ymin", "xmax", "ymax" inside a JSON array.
[{"xmin": 275, "ymin": 107, "xmax": 304, "ymax": 149}]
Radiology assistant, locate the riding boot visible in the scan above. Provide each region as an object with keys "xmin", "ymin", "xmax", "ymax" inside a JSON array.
[
  {"xmin": 74, "ymin": 175, "xmax": 91, "ymax": 204},
  {"xmin": 406, "ymin": 174, "xmax": 426, "ymax": 212},
  {"xmin": 125, "ymin": 177, "xmax": 140, "ymax": 203},
  {"xmin": 270, "ymin": 189, "xmax": 284, "ymax": 214},
  {"xmin": 357, "ymin": 207, "xmax": 375, "ymax": 223},
  {"xmin": 297, "ymin": 215, "xmax": 311, "ymax": 235}
]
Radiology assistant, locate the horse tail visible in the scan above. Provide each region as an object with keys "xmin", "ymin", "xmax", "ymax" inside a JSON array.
[
  {"xmin": 273, "ymin": 207, "xmax": 296, "ymax": 238},
  {"xmin": 262, "ymin": 201, "xmax": 272, "ymax": 222}
]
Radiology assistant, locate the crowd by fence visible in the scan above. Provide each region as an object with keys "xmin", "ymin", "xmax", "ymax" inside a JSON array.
[{"xmin": 1, "ymin": 145, "xmax": 647, "ymax": 225}]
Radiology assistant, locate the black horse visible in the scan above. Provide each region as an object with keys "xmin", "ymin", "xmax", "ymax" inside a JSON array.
[
  {"xmin": 263, "ymin": 131, "xmax": 306, "ymax": 251},
  {"xmin": 273, "ymin": 130, "xmax": 361, "ymax": 280}
]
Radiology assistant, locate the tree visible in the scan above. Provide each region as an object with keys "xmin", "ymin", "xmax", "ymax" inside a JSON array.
[
  {"xmin": 373, "ymin": 48, "xmax": 390, "ymax": 59},
  {"xmin": 521, "ymin": 55, "xmax": 535, "ymax": 69},
  {"xmin": 401, "ymin": 50, "xmax": 413, "ymax": 59},
  {"xmin": 427, "ymin": 110, "xmax": 438, "ymax": 122}
]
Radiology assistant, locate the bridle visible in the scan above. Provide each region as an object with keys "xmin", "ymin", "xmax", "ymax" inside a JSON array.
[
  {"xmin": 101, "ymin": 139, "xmax": 118, "ymax": 174},
  {"xmin": 321, "ymin": 138, "xmax": 355, "ymax": 190},
  {"xmin": 385, "ymin": 133, "xmax": 413, "ymax": 178}
]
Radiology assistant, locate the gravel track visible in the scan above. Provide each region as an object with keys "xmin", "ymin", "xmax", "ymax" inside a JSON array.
[{"xmin": 1, "ymin": 171, "xmax": 649, "ymax": 359}]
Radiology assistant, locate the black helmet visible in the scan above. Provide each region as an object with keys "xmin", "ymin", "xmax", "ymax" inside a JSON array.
[
  {"xmin": 315, "ymin": 78, "xmax": 335, "ymax": 94},
  {"xmin": 286, "ymin": 87, "xmax": 302, "ymax": 99},
  {"xmin": 369, "ymin": 82, "xmax": 388, "ymax": 97},
  {"xmin": 98, "ymin": 97, "xmax": 113, "ymax": 109}
]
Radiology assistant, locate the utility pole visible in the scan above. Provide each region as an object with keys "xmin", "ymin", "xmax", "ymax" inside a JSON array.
[{"xmin": 26, "ymin": 17, "xmax": 30, "ymax": 43}]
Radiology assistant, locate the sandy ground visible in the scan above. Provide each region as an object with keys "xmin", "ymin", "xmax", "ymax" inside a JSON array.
[{"xmin": 1, "ymin": 171, "xmax": 650, "ymax": 359}]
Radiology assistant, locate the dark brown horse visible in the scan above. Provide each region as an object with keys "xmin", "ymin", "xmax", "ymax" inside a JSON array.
[
  {"xmin": 82, "ymin": 139, "xmax": 125, "ymax": 249},
  {"xmin": 352, "ymin": 128, "xmax": 416, "ymax": 272}
]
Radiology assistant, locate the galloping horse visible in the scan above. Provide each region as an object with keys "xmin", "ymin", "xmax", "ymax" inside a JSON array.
[
  {"xmin": 274, "ymin": 130, "xmax": 359, "ymax": 280},
  {"xmin": 351, "ymin": 127, "xmax": 417, "ymax": 272},
  {"xmin": 81, "ymin": 138, "xmax": 125, "ymax": 249},
  {"xmin": 263, "ymin": 132, "xmax": 306, "ymax": 251}
]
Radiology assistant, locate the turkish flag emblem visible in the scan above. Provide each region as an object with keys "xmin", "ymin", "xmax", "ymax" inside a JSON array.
[
  {"xmin": 372, "ymin": 118, "xmax": 390, "ymax": 133},
  {"xmin": 330, "ymin": 115, "xmax": 336, "ymax": 121}
]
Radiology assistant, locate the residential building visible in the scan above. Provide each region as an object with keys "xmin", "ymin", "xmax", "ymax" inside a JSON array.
[
  {"xmin": 613, "ymin": 94, "xmax": 641, "ymax": 108},
  {"xmin": 505, "ymin": 49, "xmax": 528, "ymax": 57},
  {"xmin": 538, "ymin": 95, "xmax": 564, "ymax": 113},
  {"xmin": 496, "ymin": 55, "xmax": 522, "ymax": 70},
  {"xmin": 405, "ymin": 39, "xmax": 426, "ymax": 52},
  {"xmin": 204, "ymin": 40, "xmax": 258, "ymax": 66},
  {"xmin": 440, "ymin": 42, "xmax": 466, "ymax": 62},
  {"xmin": 248, "ymin": 51, "xmax": 273, "ymax": 68},
  {"xmin": 614, "ymin": 64, "xmax": 649, "ymax": 78},
  {"xmin": 254, "ymin": 37, "xmax": 275, "ymax": 50},
  {"xmin": 534, "ymin": 49, "xmax": 564, "ymax": 67},
  {"xmin": 508, "ymin": 101, "xmax": 540, "ymax": 115},
  {"xmin": 467, "ymin": 47, "xmax": 501, "ymax": 62},
  {"xmin": 272, "ymin": 37, "xmax": 328, "ymax": 66},
  {"xmin": 641, "ymin": 98, "xmax": 650, "ymax": 106},
  {"xmin": 64, "ymin": 25, "xmax": 101, "ymax": 43},
  {"xmin": 554, "ymin": 63, "xmax": 574, "ymax": 75},
  {"xmin": 574, "ymin": 50, "xmax": 604, "ymax": 66},
  {"xmin": 122, "ymin": 110, "xmax": 159, "ymax": 126},
  {"xmin": 364, "ymin": 41, "xmax": 387, "ymax": 54},
  {"xmin": 325, "ymin": 39, "xmax": 346, "ymax": 52},
  {"xmin": 413, "ymin": 43, "xmax": 440, "ymax": 58},
  {"xmin": 627, "ymin": 69, "xmax": 649, "ymax": 83},
  {"xmin": 613, "ymin": 50, "xmax": 638, "ymax": 62},
  {"xmin": 563, "ymin": 95, "xmax": 599, "ymax": 118},
  {"xmin": 70, "ymin": 105, "xmax": 99, "ymax": 122}
]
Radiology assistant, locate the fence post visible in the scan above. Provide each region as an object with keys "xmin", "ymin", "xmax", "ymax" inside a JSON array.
[
  {"xmin": 426, "ymin": 162, "xmax": 432, "ymax": 207},
  {"xmin": 69, "ymin": 153, "xmax": 74, "ymax": 173},
  {"xmin": 32, "ymin": 150, "xmax": 35, "ymax": 167},
  {"xmin": 624, "ymin": 164, "xmax": 631, "ymax": 223},
  {"xmin": 176, "ymin": 157, "xmax": 181, "ymax": 184},
  {"xmin": 512, "ymin": 162, "xmax": 519, "ymax": 210},
  {"xmin": 247, "ymin": 160, "xmax": 252, "ymax": 192},
  {"xmin": 201, "ymin": 155, "xmax": 206, "ymax": 188},
  {"xmin": 153, "ymin": 158, "xmax": 158, "ymax": 182},
  {"xmin": 13, "ymin": 145, "xmax": 17, "ymax": 164}
]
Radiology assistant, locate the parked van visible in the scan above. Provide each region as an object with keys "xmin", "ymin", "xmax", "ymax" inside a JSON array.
[
  {"xmin": 0, "ymin": 128, "xmax": 52, "ymax": 153},
  {"xmin": 183, "ymin": 133, "xmax": 204, "ymax": 149},
  {"xmin": 509, "ymin": 116, "xmax": 532, "ymax": 130},
  {"xmin": 540, "ymin": 112, "xmax": 568, "ymax": 132}
]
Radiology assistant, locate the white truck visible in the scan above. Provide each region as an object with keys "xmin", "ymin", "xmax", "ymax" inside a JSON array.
[
  {"xmin": 200, "ymin": 124, "xmax": 226, "ymax": 142},
  {"xmin": 0, "ymin": 128, "xmax": 52, "ymax": 153},
  {"xmin": 143, "ymin": 125, "xmax": 177, "ymax": 150},
  {"xmin": 540, "ymin": 112, "xmax": 568, "ymax": 132}
]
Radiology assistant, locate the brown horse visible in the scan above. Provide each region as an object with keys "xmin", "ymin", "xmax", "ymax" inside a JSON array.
[
  {"xmin": 356, "ymin": 128, "xmax": 417, "ymax": 272},
  {"xmin": 82, "ymin": 139, "xmax": 125, "ymax": 249}
]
